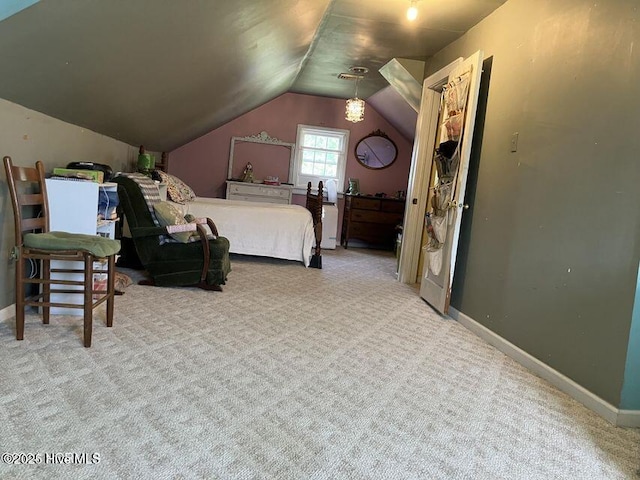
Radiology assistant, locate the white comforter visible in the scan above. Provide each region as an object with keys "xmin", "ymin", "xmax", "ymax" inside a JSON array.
[{"xmin": 170, "ymin": 197, "xmax": 315, "ymax": 266}]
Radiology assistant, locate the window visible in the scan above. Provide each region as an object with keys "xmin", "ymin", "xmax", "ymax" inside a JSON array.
[{"xmin": 293, "ymin": 125, "xmax": 349, "ymax": 192}]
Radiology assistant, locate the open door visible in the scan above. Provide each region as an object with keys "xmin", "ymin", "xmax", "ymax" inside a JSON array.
[
  {"xmin": 397, "ymin": 51, "xmax": 483, "ymax": 315},
  {"xmin": 420, "ymin": 51, "xmax": 483, "ymax": 314}
]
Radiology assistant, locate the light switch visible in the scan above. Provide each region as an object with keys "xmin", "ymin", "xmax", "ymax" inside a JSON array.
[{"xmin": 510, "ymin": 132, "xmax": 519, "ymax": 152}]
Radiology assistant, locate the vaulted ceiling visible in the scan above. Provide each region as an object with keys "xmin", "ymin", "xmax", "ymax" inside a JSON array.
[{"xmin": 0, "ymin": 0, "xmax": 505, "ymax": 151}]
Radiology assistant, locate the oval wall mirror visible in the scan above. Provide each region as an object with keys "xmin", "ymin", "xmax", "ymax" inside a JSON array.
[{"xmin": 354, "ymin": 130, "xmax": 398, "ymax": 170}]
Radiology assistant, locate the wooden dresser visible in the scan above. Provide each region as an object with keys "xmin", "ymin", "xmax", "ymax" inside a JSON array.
[
  {"xmin": 226, "ymin": 180, "xmax": 293, "ymax": 204},
  {"xmin": 341, "ymin": 195, "xmax": 405, "ymax": 249}
]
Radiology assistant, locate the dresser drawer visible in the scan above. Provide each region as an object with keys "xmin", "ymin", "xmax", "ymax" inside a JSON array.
[
  {"xmin": 351, "ymin": 197, "xmax": 380, "ymax": 210},
  {"xmin": 349, "ymin": 222, "xmax": 380, "ymax": 238},
  {"xmin": 381, "ymin": 200, "xmax": 405, "ymax": 213},
  {"xmin": 226, "ymin": 181, "xmax": 292, "ymax": 204},
  {"xmin": 228, "ymin": 193, "xmax": 289, "ymax": 204},
  {"xmin": 351, "ymin": 209, "xmax": 403, "ymax": 225},
  {"xmin": 349, "ymin": 222, "xmax": 397, "ymax": 244},
  {"xmin": 228, "ymin": 182, "xmax": 290, "ymax": 199}
]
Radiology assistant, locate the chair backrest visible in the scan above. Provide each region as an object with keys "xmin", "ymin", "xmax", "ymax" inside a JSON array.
[
  {"xmin": 112, "ymin": 174, "xmax": 167, "ymax": 265},
  {"xmin": 112, "ymin": 175, "xmax": 160, "ymax": 232},
  {"xmin": 4, "ymin": 156, "xmax": 50, "ymax": 246}
]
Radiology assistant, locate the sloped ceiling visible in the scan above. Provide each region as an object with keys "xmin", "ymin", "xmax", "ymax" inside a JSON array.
[{"xmin": 0, "ymin": 0, "xmax": 505, "ymax": 151}]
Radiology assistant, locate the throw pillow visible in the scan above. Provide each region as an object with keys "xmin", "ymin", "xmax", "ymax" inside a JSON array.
[
  {"xmin": 157, "ymin": 171, "xmax": 196, "ymax": 204},
  {"xmin": 153, "ymin": 201, "xmax": 192, "ymax": 243}
]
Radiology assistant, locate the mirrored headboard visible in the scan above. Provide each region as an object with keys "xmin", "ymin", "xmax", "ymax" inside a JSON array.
[{"xmin": 228, "ymin": 131, "xmax": 296, "ymax": 182}]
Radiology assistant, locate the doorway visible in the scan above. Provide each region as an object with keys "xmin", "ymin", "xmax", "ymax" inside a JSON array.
[{"xmin": 397, "ymin": 51, "xmax": 484, "ymax": 314}]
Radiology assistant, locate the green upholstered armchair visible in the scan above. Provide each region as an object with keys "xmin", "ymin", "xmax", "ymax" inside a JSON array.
[{"xmin": 112, "ymin": 174, "xmax": 230, "ymax": 290}]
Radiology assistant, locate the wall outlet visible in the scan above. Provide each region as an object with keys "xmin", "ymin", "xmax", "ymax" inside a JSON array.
[{"xmin": 9, "ymin": 246, "xmax": 18, "ymax": 261}]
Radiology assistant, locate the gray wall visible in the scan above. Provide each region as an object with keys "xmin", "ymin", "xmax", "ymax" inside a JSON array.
[
  {"xmin": 0, "ymin": 97, "xmax": 136, "ymax": 312},
  {"xmin": 428, "ymin": 0, "xmax": 640, "ymax": 408}
]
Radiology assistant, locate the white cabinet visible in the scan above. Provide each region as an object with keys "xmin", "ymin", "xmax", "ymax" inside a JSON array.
[
  {"xmin": 45, "ymin": 179, "xmax": 118, "ymax": 315},
  {"xmin": 226, "ymin": 180, "xmax": 293, "ymax": 204},
  {"xmin": 321, "ymin": 205, "xmax": 338, "ymax": 249}
]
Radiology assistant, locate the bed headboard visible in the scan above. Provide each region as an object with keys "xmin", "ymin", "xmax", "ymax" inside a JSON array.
[
  {"xmin": 228, "ymin": 131, "xmax": 295, "ymax": 183},
  {"xmin": 156, "ymin": 152, "xmax": 169, "ymax": 172}
]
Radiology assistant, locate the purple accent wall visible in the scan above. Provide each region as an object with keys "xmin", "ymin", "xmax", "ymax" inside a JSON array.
[
  {"xmin": 169, "ymin": 92, "xmax": 413, "ymax": 197},
  {"xmin": 168, "ymin": 92, "xmax": 414, "ymax": 242}
]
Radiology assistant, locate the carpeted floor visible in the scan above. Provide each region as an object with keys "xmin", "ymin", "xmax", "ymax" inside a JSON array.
[{"xmin": 0, "ymin": 248, "xmax": 638, "ymax": 479}]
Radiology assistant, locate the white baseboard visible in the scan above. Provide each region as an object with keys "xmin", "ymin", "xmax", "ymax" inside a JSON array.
[
  {"xmin": 0, "ymin": 303, "xmax": 15, "ymax": 323},
  {"xmin": 448, "ymin": 307, "xmax": 640, "ymax": 428},
  {"xmin": 617, "ymin": 410, "xmax": 640, "ymax": 428}
]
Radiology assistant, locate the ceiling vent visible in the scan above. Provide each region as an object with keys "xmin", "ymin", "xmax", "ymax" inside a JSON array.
[
  {"xmin": 338, "ymin": 66, "xmax": 369, "ymax": 81},
  {"xmin": 337, "ymin": 73, "xmax": 360, "ymax": 80}
]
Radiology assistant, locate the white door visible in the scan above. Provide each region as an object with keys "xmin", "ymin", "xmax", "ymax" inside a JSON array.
[{"xmin": 397, "ymin": 51, "xmax": 483, "ymax": 315}]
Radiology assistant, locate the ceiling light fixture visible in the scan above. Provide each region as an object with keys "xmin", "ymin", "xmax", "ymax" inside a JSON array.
[
  {"xmin": 345, "ymin": 67, "xmax": 368, "ymax": 123},
  {"xmin": 407, "ymin": 0, "xmax": 418, "ymax": 21}
]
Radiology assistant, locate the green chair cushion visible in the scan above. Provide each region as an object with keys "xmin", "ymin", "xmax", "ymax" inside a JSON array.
[{"xmin": 24, "ymin": 231, "xmax": 121, "ymax": 258}]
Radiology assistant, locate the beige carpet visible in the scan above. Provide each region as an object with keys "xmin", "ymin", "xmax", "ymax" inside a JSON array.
[{"xmin": 0, "ymin": 248, "xmax": 638, "ymax": 479}]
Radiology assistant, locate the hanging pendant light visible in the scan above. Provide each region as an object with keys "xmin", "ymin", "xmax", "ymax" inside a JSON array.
[
  {"xmin": 407, "ymin": 0, "xmax": 418, "ymax": 21},
  {"xmin": 345, "ymin": 67, "xmax": 368, "ymax": 123},
  {"xmin": 345, "ymin": 95, "xmax": 365, "ymax": 123}
]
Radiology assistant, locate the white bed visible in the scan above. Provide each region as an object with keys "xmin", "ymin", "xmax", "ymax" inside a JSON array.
[
  {"xmin": 170, "ymin": 197, "xmax": 316, "ymax": 266},
  {"xmin": 155, "ymin": 131, "xmax": 324, "ymax": 267}
]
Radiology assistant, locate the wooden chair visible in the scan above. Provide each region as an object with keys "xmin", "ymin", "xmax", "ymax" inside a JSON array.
[
  {"xmin": 4, "ymin": 156, "xmax": 121, "ymax": 347},
  {"xmin": 306, "ymin": 181, "xmax": 323, "ymax": 269}
]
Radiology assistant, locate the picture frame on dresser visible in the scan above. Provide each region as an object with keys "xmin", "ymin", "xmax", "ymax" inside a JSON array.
[{"xmin": 347, "ymin": 178, "xmax": 360, "ymax": 195}]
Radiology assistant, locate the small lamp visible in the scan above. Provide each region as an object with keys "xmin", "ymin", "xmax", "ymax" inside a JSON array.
[{"xmin": 137, "ymin": 145, "xmax": 155, "ymax": 176}]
